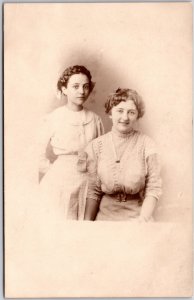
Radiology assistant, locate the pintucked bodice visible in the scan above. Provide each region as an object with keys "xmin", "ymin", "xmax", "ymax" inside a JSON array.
[{"xmin": 86, "ymin": 129, "xmax": 162, "ymax": 202}]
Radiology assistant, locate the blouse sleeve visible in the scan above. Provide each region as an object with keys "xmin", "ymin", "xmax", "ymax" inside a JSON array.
[
  {"xmin": 144, "ymin": 137, "xmax": 162, "ymax": 200},
  {"xmin": 144, "ymin": 154, "xmax": 162, "ymax": 200},
  {"xmin": 38, "ymin": 114, "xmax": 54, "ymax": 174},
  {"xmin": 85, "ymin": 140, "xmax": 103, "ymax": 202},
  {"xmin": 96, "ymin": 116, "xmax": 105, "ymax": 137}
]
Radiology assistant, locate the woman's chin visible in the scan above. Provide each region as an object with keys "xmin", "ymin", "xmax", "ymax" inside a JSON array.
[{"xmin": 117, "ymin": 126, "xmax": 132, "ymax": 134}]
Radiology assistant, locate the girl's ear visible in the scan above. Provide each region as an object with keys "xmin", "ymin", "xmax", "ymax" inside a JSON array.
[
  {"xmin": 61, "ymin": 86, "xmax": 67, "ymax": 95},
  {"xmin": 90, "ymin": 81, "xmax": 95, "ymax": 93}
]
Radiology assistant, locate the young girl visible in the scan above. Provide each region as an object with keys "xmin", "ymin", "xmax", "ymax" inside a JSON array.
[{"xmin": 39, "ymin": 65, "xmax": 104, "ymax": 220}]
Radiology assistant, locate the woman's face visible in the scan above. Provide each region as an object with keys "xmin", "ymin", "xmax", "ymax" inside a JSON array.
[
  {"xmin": 110, "ymin": 100, "xmax": 138, "ymax": 133},
  {"xmin": 62, "ymin": 73, "xmax": 90, "ymax": 111}
]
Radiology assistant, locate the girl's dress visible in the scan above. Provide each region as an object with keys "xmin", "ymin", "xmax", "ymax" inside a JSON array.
[
  {"xmin": 85, "ymin": 128, "xmax": 162, "ymax": 221},
  {"xmin": 38, "ymin": 105, "xmax": 104, "ymax": 220}
]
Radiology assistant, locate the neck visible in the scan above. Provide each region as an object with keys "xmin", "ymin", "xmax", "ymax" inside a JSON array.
[
  {"xmin": 66, "ymin": 102, "xmax": 83, "ymax": 112},
  {"xmin": 111, "ymin": 126, "xmax": 134, "ymax": 138}
]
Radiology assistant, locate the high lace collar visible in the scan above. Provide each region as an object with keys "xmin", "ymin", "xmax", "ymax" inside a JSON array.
[{"xmin": 111, "ymin": 126, "xmax": 135, "ymax": 139}]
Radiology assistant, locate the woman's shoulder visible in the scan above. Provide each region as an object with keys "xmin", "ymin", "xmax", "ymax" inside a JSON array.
[
  {"xmin": 136, "ymin": 131, "xmax": 158, "ymax": 156},
  {"xmin": 87, "ymin": 132, "xmax": 109, "ymax": 152},
  {"xmin": 93, "ymin": 131, "xmax": 109, "ymax": 144},
  {"xmin": 136, "ymin": 131, "xmax": 155, "ymax": 143}
]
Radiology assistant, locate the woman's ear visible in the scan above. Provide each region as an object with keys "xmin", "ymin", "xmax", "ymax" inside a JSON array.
[
  {"xmin": 61, "ymin": 86, "xmax": 67, "ymax": 95},
  {"xmin": 109, "ymin": 114, "xmax": 112, "ymax": 119}
]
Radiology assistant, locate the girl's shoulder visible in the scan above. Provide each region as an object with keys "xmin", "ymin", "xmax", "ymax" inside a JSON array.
[
  {"xmin": 84, "ymin": 108, "xmax": 102, "ymax": 121},
  {"xmin": 46, "ymin": 106, "xmax": 66, "ymax": 120},
  {"xmin": 49, "ymin": 106, "xmax": 101, "ymax": 120}
]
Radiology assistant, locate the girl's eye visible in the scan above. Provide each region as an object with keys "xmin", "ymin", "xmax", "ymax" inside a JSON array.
[
  {"xmin": 73, "ymin": 85, "xmax": 79, "ymax": 89},
  {"xmin": 84, "ymin": 85, "xmax": 89, "ymax": 90},
  {"xmin": 117, "ymin": 110, "xmax": 123, "ymax": 113}
]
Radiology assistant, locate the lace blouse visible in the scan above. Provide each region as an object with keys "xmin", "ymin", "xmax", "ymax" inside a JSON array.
[{"xmin": 85, "ymin": 129, "xmax": 162, "ymax": 202}]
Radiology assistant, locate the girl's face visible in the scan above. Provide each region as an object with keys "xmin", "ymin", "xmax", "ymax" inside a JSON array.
[
  {"xmin": 62, "ymin": 73, "xmax": 90, "ymax": 111},
  {"xmin": 110, "ymin": 100, "xmax": 138, "ymax": 133}
]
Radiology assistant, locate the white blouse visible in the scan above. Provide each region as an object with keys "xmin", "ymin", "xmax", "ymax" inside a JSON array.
[{"xmin": 39, "ymin": 105, "xmax": 104, "ymax": 174}]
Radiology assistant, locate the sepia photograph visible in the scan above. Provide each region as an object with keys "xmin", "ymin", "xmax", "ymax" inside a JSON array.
[{"xmin": 4, "ymin": 2, "xmax": 192, "ymax": 298}]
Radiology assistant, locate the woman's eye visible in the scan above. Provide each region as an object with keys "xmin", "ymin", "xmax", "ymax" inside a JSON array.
[
  {"xmin": 73, "ymin": 85, "xmax": 79, "ymax": 89},
  {"xmin": 117, "ymin": 110, "xmax": 123, "ymax": 113},
  {"xmin": 84, "ymin": 85, "xmax": 89, "ymax": 90}
]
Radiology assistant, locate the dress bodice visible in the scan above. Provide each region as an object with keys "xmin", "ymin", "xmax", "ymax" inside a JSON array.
[
  {"xmin": 86, "ymin": 129, "xmax": 161, "ymax": 201},
  {"xmin": 39, "ymin": 105, "xmax": 104, "ymax": 173}
]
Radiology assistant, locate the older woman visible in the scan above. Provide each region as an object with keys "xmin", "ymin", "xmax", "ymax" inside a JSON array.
[{"xmin": 84, "ymin": 88, "xmax": 162, "ymax": 221}]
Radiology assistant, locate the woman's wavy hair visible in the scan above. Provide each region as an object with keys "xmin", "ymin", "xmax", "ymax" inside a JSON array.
[
  {"xmin": 57, "ymin": 65, "xmax": 95, "ymax": 93},
  {"xmin": 105, "ymin": 88, "xmax": 145, "ymax": 118}
]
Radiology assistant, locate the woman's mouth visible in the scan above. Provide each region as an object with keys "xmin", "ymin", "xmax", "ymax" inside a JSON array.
[{"xmin": 77, "ymin": 97, "xmax": 85, "ymax": 100}]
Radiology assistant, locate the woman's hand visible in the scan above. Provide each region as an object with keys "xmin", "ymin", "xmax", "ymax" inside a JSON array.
[{"xmin": 139, "ymin": 196, "xmax": 157, "ymax": 221}]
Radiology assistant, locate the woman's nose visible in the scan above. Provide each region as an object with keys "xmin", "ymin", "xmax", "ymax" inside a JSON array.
[{"xmin": 122, "ymin": 112, "xmax": 129, "ymax": 120}]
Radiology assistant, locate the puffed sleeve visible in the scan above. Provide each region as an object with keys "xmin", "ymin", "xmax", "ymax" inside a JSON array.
[
  {"xmin": 144, "ymin": 137, "xmax": 162, "ymax": 200},
  {"xmin": 38, "ymin": 114, "xmax": 54, "ymax": 174},
  {"xmin": 85, "ymin": 140, "xmax": 103, "ymax": 203}
]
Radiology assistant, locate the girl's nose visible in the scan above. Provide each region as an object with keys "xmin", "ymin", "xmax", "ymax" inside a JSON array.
[{"xmin": 79, "ymin": 86, "xmax": 84, "ymax": 94}]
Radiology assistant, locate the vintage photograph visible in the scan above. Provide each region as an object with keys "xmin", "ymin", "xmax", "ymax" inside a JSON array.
[{"xmin": 4, "ymin": 2, "xmax": 192, "ymax": 297}]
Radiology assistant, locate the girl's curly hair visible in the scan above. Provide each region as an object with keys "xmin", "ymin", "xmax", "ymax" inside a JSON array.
[
  {"xmin": 104, "ymin": 88, "xmax": 145, "ymax": 118},
  {"xmin": 57, "ymin": 65, "xmax": 94, "ymax": 92}
]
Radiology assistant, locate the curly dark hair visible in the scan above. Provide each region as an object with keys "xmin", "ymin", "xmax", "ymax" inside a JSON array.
[
  {"xmin": 104, "ymin": 88, "xmax": 145, "ymax": 118},
  {"xmin": 57, "ymin": 65, "xmax": 94, "ymax": 92}
]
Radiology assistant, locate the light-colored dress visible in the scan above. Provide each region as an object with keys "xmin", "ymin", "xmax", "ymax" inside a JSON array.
[
  {"xmin": 85, "ymin": 128, "xmax": 162, "ymax": 221},
  {"xmin": 38, "ymin": 105, "xmax": 104, "ymax": 220}
]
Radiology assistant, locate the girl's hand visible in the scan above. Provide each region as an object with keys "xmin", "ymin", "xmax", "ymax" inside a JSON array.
[
  {"xmin": 39, "ymin": 172, "xmax": 45, "ymax": 183},
  {"xmin": 130, "ymin": 215, "xmax": 150, "ymax": 223},
  {"xmin": 137, "ymin": 215, "xmax": 148, "ymax": 223}
]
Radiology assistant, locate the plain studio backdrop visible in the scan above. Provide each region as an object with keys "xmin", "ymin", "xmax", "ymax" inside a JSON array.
[{"xmin": 4, "ymin": 3, "xmax": 192, "ymax": 298}]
